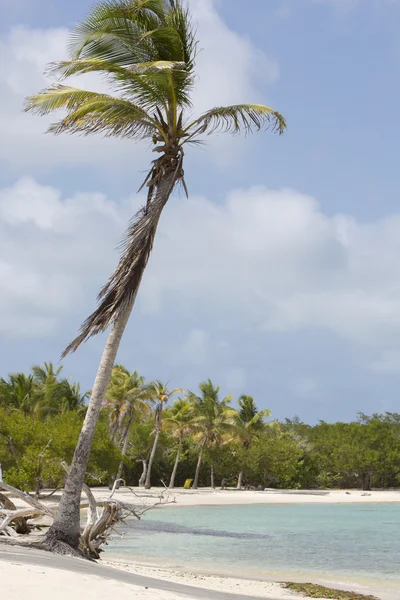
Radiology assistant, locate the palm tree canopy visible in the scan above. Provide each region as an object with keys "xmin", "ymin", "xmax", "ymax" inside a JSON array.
[
  {"xmin": 232, "ymin": 395, "xmax": 272, "ymax": 447},
  {"xmin": 163, "ymin": 397, "xmax": 194, "ymax": 438},
  {"xmin": 106, "ymin": 365, "xmax": 151, "ymax": 440},
  {"xmin": 188, "ymin": 379, "xmax": 236, "ymax": 447},
  {"xmin": 25, "ymin": 0, "xmax": 286, "ymax": 355}
]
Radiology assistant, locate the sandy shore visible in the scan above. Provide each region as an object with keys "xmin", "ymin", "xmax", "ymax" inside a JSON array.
[
  {"xmin": 90, "ymin": 486, "xmax": 400, "ymax": 507},
  {"xmin": 0, "ymin": 545, "xmax": 301, "ymax": 600}
]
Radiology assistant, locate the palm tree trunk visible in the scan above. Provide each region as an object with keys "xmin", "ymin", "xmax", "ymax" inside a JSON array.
[
  {"xmin": 169, "ymin": 435, "xmax": 182, "ymax": 489},
  {"xmin": 237, "ymin": 471, "xmax": 244, "ymax": 489},
  {"xmin": 42, "ymin": 162, "xmax": 181, "ymax": 551},
  {"xmin": 43, "ymin": 302, "xmax": 133, "ymax": 550},
  {"xmin": 115, "ymin": 412, "xmax": 134, "ymax": 487},
  {"xmin": 144, "ymin": 429, "xmax": 160, "ymax": 490},
  {"xmin": 138, "ymin": 459, "xmax": 147, "ymax": 487},
  {"xmin": 210, "ymin": 465, "xmax": 215, "ymax": 489},
  {"xmin": 192, "ymin": 442, "xmax": 205, "ymax": 490}
]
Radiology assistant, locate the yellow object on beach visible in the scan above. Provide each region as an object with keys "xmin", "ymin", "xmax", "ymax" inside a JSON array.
[{"xmin": 183, "ymin": 479, "xmax": 193, "ymax": 489}]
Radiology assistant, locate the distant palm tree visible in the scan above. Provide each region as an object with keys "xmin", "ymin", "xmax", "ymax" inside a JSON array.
[
  {"xmin": 25, "ymin": 0, "xmax": 286, "ymax": 549},
  {"xmin": 106, "ymin": 365, "xmax": 151, "ymax": 483},
  {"xmin": 163, "ymin": 398, "xmax": 194, "ymax": 488},
  {"xmin": 0, "ymin": 373, "xmax": 38, "ymax": 415},
  {"xmin": 144, "ymin": 381, "xmax": 182, "ymax": 489},
  {"xmin": 189, "ymin": 380, "xmax": 235, "ymax": 489},
  {"xmin": 32, "ymin": 363, "xmax": 90, "ymax": 418},
  {"xmin": 31, "ymin": 362, "xmax": 63, "ymax": 387},
  {"xmin": 232, "ymin": 395, "xmax": 271, "ymax": 489}
]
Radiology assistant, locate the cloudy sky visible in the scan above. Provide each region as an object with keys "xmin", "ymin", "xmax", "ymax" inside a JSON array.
[{"xmin": 1, "ymin": 0, "xmax": 399, "ymax": 422}]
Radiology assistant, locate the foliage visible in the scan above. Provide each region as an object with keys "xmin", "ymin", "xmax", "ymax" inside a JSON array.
[
  {"xmin": 0, "ymin": 409, "xmax": 119, "ymax": 491},
  {"xmin": 0, "ymin": 364, "xmax": 399, "ymax": 491}
]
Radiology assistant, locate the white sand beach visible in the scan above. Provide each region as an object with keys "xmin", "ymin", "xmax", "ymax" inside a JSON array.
[
  {"xmin": 90, "ymin": 485, "xmax": 400, "ymax": 507},
  {"xmin": 0, "ymin": 545, "xmax": 304, "ymax": 600}
]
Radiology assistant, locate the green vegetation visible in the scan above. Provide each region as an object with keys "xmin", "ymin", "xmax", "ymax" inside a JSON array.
[
  {"xmin": 1, "ymin": 363, "xmax": 399, "ymax": 493},
  {"xmin": 282, "ymin": 582, "xmax": 378, "ymax": 599}
]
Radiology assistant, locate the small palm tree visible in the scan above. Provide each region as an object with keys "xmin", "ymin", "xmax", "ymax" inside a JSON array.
[
  {"xmin": 144, "ymin": 381, "xmax": 182, "ymax": 489},
  {"xmin": 25, "ymin": 0, "xmax": 286, "ymax": 549},
  {"xmin": 189, "ymin": 379, "xmax": 235, "ymax": 489},
  {"xmin": 106, "ymin": 365, "xmax": 151, "ymax": 483},
  {"xmin": 232, "ymin": 395, "xmax": 271, "ymax": 489},
  {"xmin": 163, "ymin": 397, "xmax": 194, "ymax": 488}
]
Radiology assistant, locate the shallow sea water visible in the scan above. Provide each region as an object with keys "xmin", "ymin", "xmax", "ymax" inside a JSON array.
[{"xmin": 107, "ymin": 503, "xmax": 400, "ymax": 598}]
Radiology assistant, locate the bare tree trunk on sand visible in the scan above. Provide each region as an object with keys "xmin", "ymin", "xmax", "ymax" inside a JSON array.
[
  {"xmin": 43, "ymin": 304, "xmax": 133, "ymax": 550},
  {"xmin": 192, "ymin": 441, "xmax": 205, "ymax": 490},
  {"xmin": 169, "ymin": 435, "xmax": 182, "ymax": 489},
  {"xmin": 237, "ymin": 471, "xmax": 244, "ymax": 489},
  {"xmin": 144, "ymin": 429, "xmax": 160, "ymax": 490},
  {"xmin": 210, "ymin": 465, "xmax": 215, "ymax": 489},
  {"xmin": 115, "ymin": 413, "xmax": 135, "ymax": 487},
  {"xmin": 138, "ymin": 460, "xmax": 148, "ymax": 487}
]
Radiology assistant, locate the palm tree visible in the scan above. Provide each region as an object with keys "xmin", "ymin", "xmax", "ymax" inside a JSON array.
[
  {"xmin": 189, "ymin": 380, "xmax": 235, "ymax": 489},
  {"xmin": 144, "ymin": 381, "xmax": 182, "ymax": 489},
  {"xmin": 32, "ymin": 363, "xmax": 89, "ymax": 418},
  {"xmin": 163, "ymin": 398, "xmax": 194, "ymax": 488},
  {"xmin": 0, "ymin": 373, "xmax": 38, "ymax": 415},
  {"xmin": 106, "ymin": 365, "xmax": 151, "ymax": 483},
  {"xmin": 25, "ymin": 0, "xmax": 286, "ymax": 549},
  {"xmin": 232, "ymin": 395, "xmax": 271, "ymax": 489}
]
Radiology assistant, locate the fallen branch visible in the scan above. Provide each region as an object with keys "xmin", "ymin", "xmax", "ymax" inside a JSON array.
[
  {"xmin": 0, "ymin": 472, "xmax": 173, "ymax": 559},
  {"xmin": 0, "ymin": 481, "xmax": 56, "ymax": 517}
]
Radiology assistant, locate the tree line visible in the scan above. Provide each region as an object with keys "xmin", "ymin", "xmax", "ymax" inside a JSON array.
[{"xmin": 1, "ymin": 362, "xmax": 399, "ymax": 493}]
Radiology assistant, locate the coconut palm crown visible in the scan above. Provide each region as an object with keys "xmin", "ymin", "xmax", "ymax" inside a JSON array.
[{"xmin": 25, "ymin": 0, "xmax": 286, "ymax": 357}]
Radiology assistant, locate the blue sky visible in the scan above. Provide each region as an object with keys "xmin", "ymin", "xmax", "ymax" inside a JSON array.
[{"xmin": 1, "ymin": 0, "xmax": 399, "ymax": 422}]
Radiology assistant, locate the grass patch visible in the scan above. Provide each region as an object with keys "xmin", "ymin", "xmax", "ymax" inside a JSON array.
[{"xmin": 282, "ymin": 582, "xmax": 378, "ymax": 600}]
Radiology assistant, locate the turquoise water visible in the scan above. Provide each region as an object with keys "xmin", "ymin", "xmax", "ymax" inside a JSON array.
[{"xmin": 108, "ymin": 503, "xmax": 400, "ymax": 597}]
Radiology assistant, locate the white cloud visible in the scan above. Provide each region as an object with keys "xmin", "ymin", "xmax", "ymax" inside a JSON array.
[
  {"xmin": 0, "ymin": 2, "xmax": 279, "ymax": 172},
  {"xmin": 142, "ymin": 185, "xmax": 400, "ymax": 346},
  {"xmin": 3, "ymin": 177, "xmax": 400, "ymax": 356},
  {"xmin": 0, "ymin": 26, "xmax": 145, "ymax": 171},
  {"xmin": 189, "ymin": 0, "xmax": 279, "ymax": 114},
  {"xmin": 0, "ymin": 177, "xmax": 129, "ymax": 336},
  {"xmin": 370, "ymin": 351, "xmax": 400, "ymax": 374}
]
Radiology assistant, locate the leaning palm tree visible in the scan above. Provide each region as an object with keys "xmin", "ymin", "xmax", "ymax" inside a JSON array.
[
  {"xmin": 163, "ymin": 397, "xmax": 194, "ymax": 488},
  {"xmin": 25, "ymin": 0, "xmax": 286, "ymax": 549},
  {"xmin": 232, "ymin": 395, "xmax": 271, "ymax": 489},
  {"xmin": 144, "ymin": 381, "xmax": 182, "ymax": 489},
  {"xmin": 189, "ymin": 379, "xmax": 235, "ymax": 489},
  {"xmin": 106, "ymin": 365, "xmax": 151, "ymax": 483}
]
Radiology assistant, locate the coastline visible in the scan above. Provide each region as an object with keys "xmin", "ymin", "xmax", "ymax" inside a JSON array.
[
  {"xmin": 2, "ymin": 487, "xmax": 399, "ymax": 600},
  {"xmin": 102, "ymin": 557, "xmax": 395, "ymax": 600},
  {"xmin": 90, "ymin": 486, "xmax": 400, "ymax": 507}
]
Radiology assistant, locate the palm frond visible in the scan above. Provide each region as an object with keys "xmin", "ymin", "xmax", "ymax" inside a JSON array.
[
  {"xmin": 69, "ymin": 0, "xmax": 195, "ymax": 69},
  {"xmin": 62, "ymin": 149, "xmax": 184, "ymax": 357},
  {"xmin": 25, "ymin": 86, "xmax": 157, "ymax": 139},
  {"xmin": 187, "ymin": 104, "xmax": 287, "ymax": 137},
  {"xmin": 69, "ymin": 0, "xmax": 166, "ymax": 64}
]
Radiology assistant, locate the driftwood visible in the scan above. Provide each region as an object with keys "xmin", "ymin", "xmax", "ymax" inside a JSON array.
[{"xmin": 0, "ymin": 473, "xmax": 171, "ymax": 559}]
